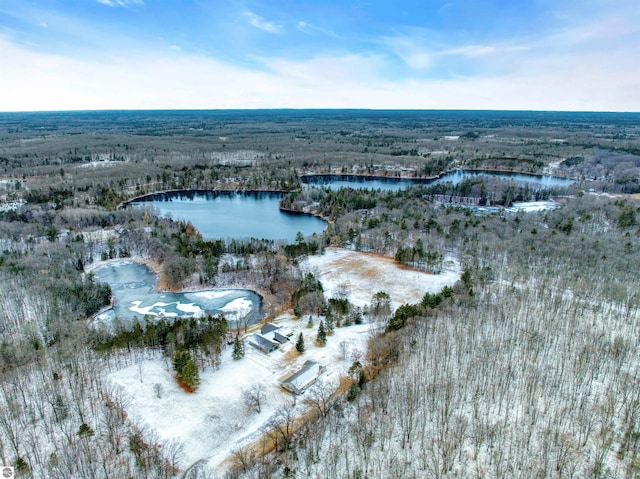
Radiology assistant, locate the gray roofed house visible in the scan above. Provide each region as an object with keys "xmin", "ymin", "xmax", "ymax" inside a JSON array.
[
  {"xmin": 281, "ymin": 360, "xmax": 324, "ymax": 395},
  {"xmin": 260, "ymin": 322, "xmax": 280, "ymax": 335},
  {"xmin": 277, "ymin": 326, "xmax": 294, "ymax": 338},
  {"xmin": 260, "ymin": 323, "xmax": 294, "ymax": 345},
  {"xmin": 248, "ymin": 333, "xmax": 280, "ymax": 354}
]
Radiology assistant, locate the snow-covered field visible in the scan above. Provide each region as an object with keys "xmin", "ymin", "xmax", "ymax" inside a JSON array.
[
  {"xmin": 506, "ymin": 200, "xmax": 559, "ymax": 212},
  {"xmin": 106, "ymin": 249, "xmax": 461, "ymax": 474},
  {"xmin": 302, "ymin": 247, "xmax": 460, "ymax": 309},
  {"xmin": 108, "ymin": 315, "xmax": 371, "ymax": 473}
]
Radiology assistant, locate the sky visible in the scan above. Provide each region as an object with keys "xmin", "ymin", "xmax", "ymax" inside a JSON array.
[{"xmin": 0, "ymin": 0, "xmax": 639, "ymax": 112}]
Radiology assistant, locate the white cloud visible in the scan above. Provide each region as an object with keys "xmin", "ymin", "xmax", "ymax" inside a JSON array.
[
  {"xmin": 296, "ymin": 20, "xmax": 339, "ymax": 38},
  {"xmin": 242, "ymin": 11, "xmax": 282, "ymax": 34},
  {"xmin": 441, "ymin": 45, "xmax": 497, "ymax": 57},
  {"xmin": 386, "ymin": 37, "xmax": 433, "ymax": 70},
  {"xmin": 0, "ymin": 32, "xmax": 638, "ymax": 112},
  {"xmin": 254, "ymin": 53, "xmax": 386, "ymax": 89},
  {"xmin": 96, "ymin": 0, "xmax": 143, "ymax": 7},
  {"xmin": 386, "ymin": 34, "xmax": 532, "ymax": 71}
]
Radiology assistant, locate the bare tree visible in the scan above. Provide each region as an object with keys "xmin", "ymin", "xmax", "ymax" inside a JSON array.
[
  {"xmin": 333, "ymin": 282, "xmax": 351, "ymax": 302},
  {"xmin": 303, "ymin": 380, "xmax": 339, "ymax": 418},
  {"xmin": 153, "ymin": 383, "xmax": 164, "ymax": 399},
  {"xmin": 264, "ymin": 402, "xmax": 296, "ymax": 452},
  {"xmin": 230, "ymin": 445, "xmax": 256, "ymax": 474},
  {"xmin": 338, "ymin": 341, "xmax": 349, "ymax": 360},
  {"xmin": 242, "ymin": 384, "xmax": 267, "ymax": 414}
]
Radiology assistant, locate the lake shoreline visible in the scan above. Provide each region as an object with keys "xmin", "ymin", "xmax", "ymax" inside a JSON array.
[
  {"xmin": 300, "ymin": 167, "xmax": 575, "ymax": 185},
  {"xmin": 116, "ymin": 167, "xmax": 575, "ymax": 210},
  {"xmin": 118, "ymin": 187, "xmax": 292, "ymax": 210}
]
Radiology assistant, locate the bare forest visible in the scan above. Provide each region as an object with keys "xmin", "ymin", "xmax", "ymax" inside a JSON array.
[{"xmin": 0, "ymin": 110, "xmax": 639, "ymax": 478}]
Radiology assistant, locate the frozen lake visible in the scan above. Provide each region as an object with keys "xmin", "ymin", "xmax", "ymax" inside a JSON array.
[{"xmin": 92, "ymin": 261, "xmax": 262, "ymax": 329}]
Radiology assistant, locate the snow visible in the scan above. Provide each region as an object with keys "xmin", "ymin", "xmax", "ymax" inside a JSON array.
[
  {"xmin": 544, "ymin": 159, "xmax": 563, "ymax": 174},
  {"xmin": 79, "ymin": 160, "xmax": 118, "ymax": 168},
  {"xmin": 175, "ymin": 302, "xmax": 205, "ymax": 315},
  {"xmin": 107, "ymin": 315, "xmax": 371, "ymax": 474},
  {"xmin": 0, "ymin": 198, "xmax": 25, "ymax": 212},
  {"xmin": 290, "ymin": 365, "xmax": 319, "ymax": 390},
  {"xmin": 506, "ymin": 200, "xmax": 558, "ymax": 212},
  {"xmin": 105, "ymin": 248, "xmax": 460, "ymax": 475},
  {"xmin": 283, "ymin": 361, "xmax": 322, "ymax": 393},
  {"xmin": 189, "ymin": 290, "xmax": 234, "ymax": 300},
  {"xmin": 302, "ymin": 248, "xmax": 461, "ymax": 310},
  {"xmin": 130, "ymin": 300, "xmax": 173, "ymax": 317},
  {"xmin": 220, "ymin": 298, "xmax": 252, "ymax": 314}
]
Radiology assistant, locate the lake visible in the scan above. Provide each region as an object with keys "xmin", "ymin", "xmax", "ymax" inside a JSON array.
[
  {"xmin": 301, "ymin": 170, "xmax": 575, "ymax": 191},
  {"xmin": 129, "ymin": 172, "xmax": 571, "ymax": 243},
  {"xmin": 91, "ymin": 261, "xmax": 262, "ymax": 329},
  {"xmin": 131, "ymin": 191, "xmax": 326, "ymax": 242}
]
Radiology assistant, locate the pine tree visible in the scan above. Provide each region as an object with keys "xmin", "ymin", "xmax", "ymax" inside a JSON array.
[
  {"xmin": 295, "ymin": 332, "xmax": 305, "ymax": 353},
  {"xmin": 316, "ymin": 320, "xmax": 327, "ymax": 346},
  {"xmin": 173, "ymin": 350, "xmax": 200, "ymax": 390},
  {"xmin": 326, "ymin": 315, "xmax": 335, "ymax": 335},
  {"xmin": 180, "ymin": 359, "xmax": 200, "ymax": 390},
  {"xmin": 173, "ymin": 350, "xmax": 190, "ymax": 375},
  {"xmin": 232, "ymin": 335, "xmax": 245, "ymax": 360}
]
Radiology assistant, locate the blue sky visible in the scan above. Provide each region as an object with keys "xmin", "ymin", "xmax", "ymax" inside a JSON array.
[{"xmin": 1, "ymin": 0, "xmax": 639, "ymax": 111}]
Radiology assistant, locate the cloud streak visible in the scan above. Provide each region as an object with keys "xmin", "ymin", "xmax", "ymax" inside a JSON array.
[
  {"xmin": 242, "ymin": 11, "xmax": 282, "ymax": 34},
  {"xmin": 96, "ymin": 0, "xmax": 143, "ymax": 7},
  {"xmin": 386, "ymin": 36, "xmax": 433, "ymax": 70}
]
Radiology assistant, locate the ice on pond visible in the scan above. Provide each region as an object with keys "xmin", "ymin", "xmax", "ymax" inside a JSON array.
[
  {"xmin": 176, "ymin": 302, "xmax": 205, "ymax": 315},
  {"xmin": 91, "ymin": 261, "xmax": 262, "ymax": 329}
]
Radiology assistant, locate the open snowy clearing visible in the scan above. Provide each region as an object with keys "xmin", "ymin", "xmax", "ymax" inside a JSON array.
[
  {"xmin": 108, "ymin": 316, "xmax": 371, "ymax": 474},
  {"xmin": 106, "ymin": 248, "xmax": 460, "ymax": 475},
  {"xmin": 506, "ymin": 200, "xmax": 559, "ymax": 212},
  {"xmin": 302, "ymin": 247, "xmax": 461, "ymax": 309}
]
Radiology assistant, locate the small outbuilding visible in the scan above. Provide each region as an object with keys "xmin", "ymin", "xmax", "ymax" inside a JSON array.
[{"xmin": 281, "ymin": 360, "xmax": 324, "ymax": 395}]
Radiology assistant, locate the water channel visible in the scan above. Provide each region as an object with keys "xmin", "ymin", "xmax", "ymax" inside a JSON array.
[{"xmin": 301, "ymin": 170, "xmax": 575, "ymax": 191}]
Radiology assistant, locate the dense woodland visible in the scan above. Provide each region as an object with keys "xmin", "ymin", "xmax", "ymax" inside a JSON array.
[{"xmin": 0, "ymin": 111, "xmax": 639, "ymax": 478}]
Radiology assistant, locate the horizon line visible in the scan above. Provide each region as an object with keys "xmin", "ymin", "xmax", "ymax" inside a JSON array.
[{"xmin": 1, "ymin": 107, "xmax": 639, "ymax": 115}]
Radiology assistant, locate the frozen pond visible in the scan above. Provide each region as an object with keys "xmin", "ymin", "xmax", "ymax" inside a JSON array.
[
  {"xmin": 92, "ymin": 261, "xmax": 262, "ymax": 329},
  {"xmin": 131, "ymin": 191, "xmax": 326, "ymax": 242},
  {"xmin": 301, "ymin": 170, "xmax": 574, "ymax": 191},
  {"xmin": 466, "ymin": 200, "xmax": 560, "ymax": 214}
]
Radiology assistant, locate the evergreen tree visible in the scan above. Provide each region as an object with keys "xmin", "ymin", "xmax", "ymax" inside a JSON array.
[
  {"xmin": 232, "ymin": 336, "xmax": 245, "ymax": 360},
  {"xmin": 180, "ymin": 359, "xmax": 200, "ymax": 390},
  {"xmin": 295, "ymin": 332, "xmax": 305, "ymax": 353},
  {"xmin": 326, "ymin": 315, "xmax": 335, "ymax": 335},
  {"xmin": 353, "ymin": 307, "xmax": 363, "ymax": 325},
  {"xmin": 316, "ymin": 320, "xmax": 327, "ymax": 346},
  {"xmin": 172, "ymin": 350, "xmax": 190, "ymax": 375},
  {"xmin": 173, "ymin": 350, "xmax": 200, "ymax": 390}
]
